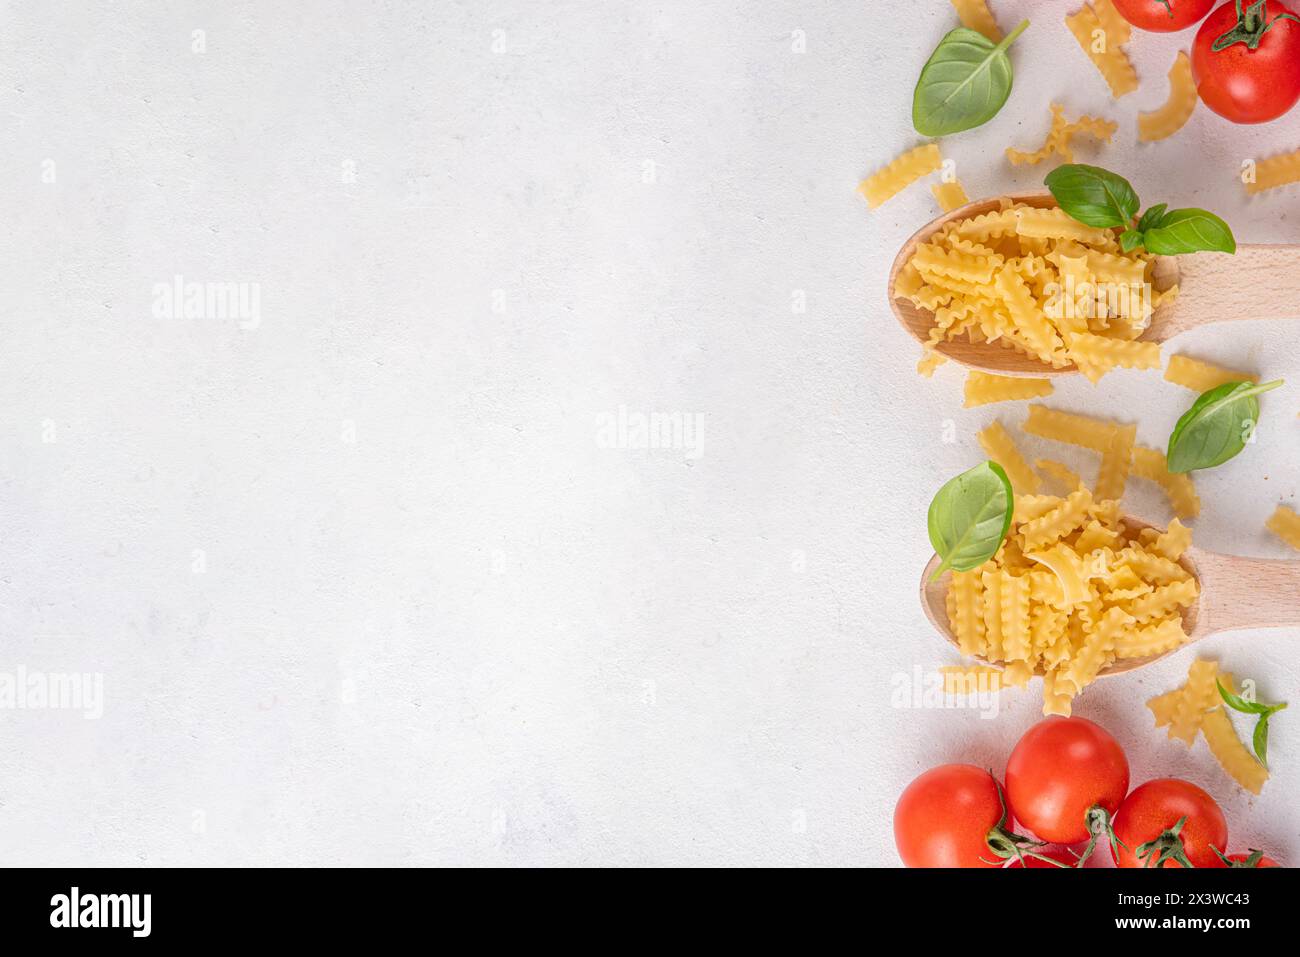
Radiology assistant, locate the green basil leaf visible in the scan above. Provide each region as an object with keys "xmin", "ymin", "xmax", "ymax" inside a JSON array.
[
  {"xmin": 1044, "ymin": 164, "xmax": 1141, "ymax": 229},
  {"xmin": 1136, "ymin": 203, "xmax": 1169, "ymax": 233},
  {"xmin": 912, "ymin": 20, "xmax": 1029, "ymax": 137},
  {"xmin": 1119, "ymin": 229, "xmax": 1144, "ymax": 253},
  {"xmin": 1217, "ymin": 679, "xmax": 1275, "ymax": 715},
  {"xmin": 1253, "ymin": 714, "xmax": 1271, "ymax": 767},
  {"xmin": 1166, "ymin": 379, "xmax": 1284, "ymax": 473},
  {"xmin": 927, "ymin": 461, "xmax": 1013, "ymax": 580},
  {"xmin": 1142, "ymin": 208, "xmax": 1237, "ymax": 255}
]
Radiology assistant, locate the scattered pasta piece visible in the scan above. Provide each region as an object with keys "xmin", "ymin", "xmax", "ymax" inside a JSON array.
[
  {"xmin": 932, "ymin": 179, "xmax": 971, "ymax": 213},
  {"xmin": 1092, "ymin": 0, "xmax": 1132, "ymax": 44},
  {"xmin": 1201, "ymin": 707, "xmax": 1269, "ymax": 794},
  {"xmin": 1246, "ymin": 148, "xmax": 1300, "ymax": 196},
  {"xmin": 1266, "ymin": 505, "xmax": 1300, "ymax": 551},
  {"xmin": 1066, "ymin": 3, "xmax": 1139, "ymax": 98},
  {"xmin": 964, "ymin": 371, "xmax": 1053, "ymax": 408},
  {"xmin": 859, "ymin": 144, "xmax": 942, "ymax": 209},
  {"xmin": 917, "ymin": 350, "xmax": 948, "ymax": 377},
  {"xmin": 1023, "ymin": 404, "xmax": 1117, "ymax": 452},
  {"xmin": 1036, "ymin": 459, "xmax": 1083, "ymax": 493},
  {"xmin": 949, "ymin": 0, "xmax": 1002, "ymax": 42},
  {"xmin": 945, "ymin": 480, "xmax": 1195, "ymax": 716},
  {"xmin": 1167, "ymin": 658, "xmax": 1220, "ymax": 744},
  {"xmin": 1138, "ymin": 52, "xmax": 1197, "ymax": 142},
  {"xmin": 1095, "ymin": 423, "xmax": 1135, "ymax": 501},
  {"xmin": 1165, "ymin": 355, "xmax": 1257, "ymax": 393},
  {"xmin": 978, "ymin": 420, "xmax": 1041, "ymax": 494},
  {"xmin": 1006, "ymin": 103, "xmax": 1117, "ymax": 166},
  {"xmin": 1132, "ymin": 446, "xmax": 1201, "ymax": 518},
  {"xmin": 897, "ymin": 203, "xmax": 1173, "ymax": 378}
]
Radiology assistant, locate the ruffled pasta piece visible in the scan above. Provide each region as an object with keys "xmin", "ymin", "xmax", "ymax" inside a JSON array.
[
  {"xmin": 1126, "ymin": 578, "xmax": 1199, "ymax": 621},
  {"xmin": 1060, "ymin": 606, "xmax": 1128, "ymax": 693},
  {"xmin": 1147, "ymin": 688, "xmax": 1182, "ymax": 727},
  {"xmin": 1202, "ymin": 707, "xmax": 1269, "ymax": 794},
  {"xmin": 1266, "ymin": 505, "xmax": 1300, "ymax": 551},
  {"xmin": 1036, "ymin": 459, "xmax": 1083, "ymax": 493},
  {"xmin": 1023, "ymin": 404, "xmax": 1118, "ymax": 452},
  {"xmin": 978, "ymin": 420, "xmax": 1041, "ymax": 495},
  {"xmin": 858, "ymin": 144, "xmax": 942, "ymax": 208},
  {"xmin": 1002, "ymin": 660, "xmax": 1035, "ymax": 687},
  {"xmin": 1021, "ymin": 488, "xmax": 1093, "ymax": 552},
  {"xmin": 951, "ymin": 208, "xmax": 1021, "ymax": 241},
  {"xmin": 932, "ymin": 179, "xmax": 971, "ymax": 213},
  {"xmin": 949, "ymin": 0, "xmax": 1002, "ymax": 41},
  {"xmin": 1066, "ymin": 3, "xmax": 1139, "ymax": 98},
  {"xmin": 1094, "ymin": 423, "xmax": 1135, "ymax": 502},
  {"xmin": 1147, "ymin": 518, "xmax": 1192, "ymax": 562},
  {"xmin": 1025, "ymin": 543, "xmax": 1092, "ymax": 607},
  {"xmin": 1014, "ymin": 495, "xmax": 1063, "ymax": 525},
  {"xmin": 1076, "ymin": 520, "xmax": 1123, "ymax": 554},
  {"xmin": 948, "ymin": 569, "xmax": 988, "ymax": 657},
  {"xmin": 1015, "ymin": 207, "xmax": 1116, "ymax": 247},
  {"xmin": 1132, "ymin": 446, "xmax": 1200, "ymax": 518},
  {"xmin": 1245, "ymin": 148, "xmax": 1300, "ymax": 196},
  {"xmin": 1168, "ymin": 658, "xmax": 1219, "ymax": 745},
  {"xmin": 1066, "ymin": 332, "xmax": 1162, "ymax": 383},
  {"xmin": 1114, "ymin": 618, "xmax": 1186, "ymax": 659},
  {"xmin": 1164, "ymin": 354, "xmax": 1256, "ymax": 393},
  {"xmin": 1139, "ymin": 51, "xmax": 1197, "ymax": 143},
  {"xmin": 999, "ymin": 571, "xmax": 1033, "ymax": 662},
  {"xmin": 1006, "ymin": 103, "xmax": 1117, "ymax": 166},
  {"xmin": 981, "ymin": 567, "xmax": 1005, "ymax": 661},
  {"xmin": 914, "ymin": 243, "xmax": 1002, "ymax": 283},
  {"xmin": 1041, "ymin": 668, "xmax": 1076, "ymax": 716},
  {"xmin": 964, "ymin": 371, "xmax": 1054, "ymax": 408},
  {"xmin": 994, "ymin": 264, "xmax": 1066, "ymax": 364},
  {"xmin": 916, "ymin": 350, "xmax": 948, "ymax": 378},
  {"xmin": 1117, "ymin": 548, "xmax": 1192, "ymax": 588},
  {"xmin": 1092, "ymin": 0, "xmax": 1132, "ymax": 44},
  {"xmin": 940, "ymin": 665, "xmax": 1004, "ymax": 695}
]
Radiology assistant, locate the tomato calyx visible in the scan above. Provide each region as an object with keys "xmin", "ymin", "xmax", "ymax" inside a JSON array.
[
  {"xmin": 1215, "ymin": 847, "xmax": 1268, "ymax": 867},
  {"xmin": 1212, "ymin": 0, "xmax": 1300, "ymax": 51},
  {"xmin": 1157, "ymin": 0, "xmax": 1175, "ymax": 17},
  {"xmin": 981, "ymin": 780, "xmax": 1071, "ymax": 867},
  {"xmin": 1076, "ymin": 804, "xmax": 1126, "ymax": 867},
  {"xmin": 1136, "ymin": 815, "xmax": 1196, "ymax": 868}
]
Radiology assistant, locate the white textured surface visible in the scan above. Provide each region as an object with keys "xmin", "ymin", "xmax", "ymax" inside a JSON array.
[{"xmin": 0, "ymin": 1, "xmax": 1298, "ymax": 866}]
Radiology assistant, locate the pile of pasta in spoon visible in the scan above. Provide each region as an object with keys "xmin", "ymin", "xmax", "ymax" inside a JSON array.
[{"xmin": 894, "ymin": 200, "xmax": 1180, "ymax": 381}]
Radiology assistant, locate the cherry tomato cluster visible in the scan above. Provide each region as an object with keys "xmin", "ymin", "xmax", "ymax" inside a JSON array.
[
  {"xmin": 1113, "ymin": 0, "xmax": 1300, "ymax": 124},
  {"xmin": 893, "ymin": 716, "xmax": 1280, "ymax": 868}
]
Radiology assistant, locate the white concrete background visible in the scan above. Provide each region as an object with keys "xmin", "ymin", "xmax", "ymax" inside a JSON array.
[{"xmin": 0, "ymin": 0, "xmax": 1297, "ymax": 866}]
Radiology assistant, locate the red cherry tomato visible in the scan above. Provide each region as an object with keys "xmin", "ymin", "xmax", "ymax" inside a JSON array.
[
  {"xmin": 894, "ymin": 765, "xmax": 1010, "ymax": 868},
  {"xmin": 1224, "ymin": 850, "xmax": 1281, "ymax": 867},
  {"xmin": 1004, "ymin": 717, "xmax": 1129, "ymax": 845},
  {"xmin": 1113, "ymin": 0, "xmax": 1215, "ymax": 31},
  {"xmin": 1113, "ymin": 778, "xmax": 1228, "ymax": 868},
  {"xmin": 1193, "ymin": 0, "xmax": 1300, "ymax": 123}
]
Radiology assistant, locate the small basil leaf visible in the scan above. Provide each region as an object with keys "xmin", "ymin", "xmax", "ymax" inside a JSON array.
[
  {"xmin": 913, "ymin": 20, "xmax": 1030, "ymax": 137},
  {"xmin": 1166, "ymin": 379, "xmax": 1284, "ymax": 473},
  {"xmin": 927, "ymin": 461, "xmax": 1014, "ymax": 579},
  {"xmin": 1253, "ymin": 714, "xmax": 1271, "ymax": 767},
  {"xmin": 1136, "ymin": 203, "xmax": 1169, "ymax": 232},
  {"xmin": 1119, "ymin": 229, "xmax": 1145, "ymax": 253},
  {"xmin": 1044, "ymin": 164, "xmax": 1140, "ymax": 229},
  {"xmin": 1141, "ymin": 208, "xmax": 1237, "ymax": 255},
  {"xmin": 1217, "ymin": 678, "xmax": 1275, "ymax": 715}
]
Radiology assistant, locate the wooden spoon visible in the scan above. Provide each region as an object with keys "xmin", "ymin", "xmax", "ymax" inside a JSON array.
[
  {"xmin": 891, "ymin": 193, "xmax": 1300, "ymax": 378},
  {"xmin": 919, "ymin": 516, "xmax": 1300, "ymax": 677}
]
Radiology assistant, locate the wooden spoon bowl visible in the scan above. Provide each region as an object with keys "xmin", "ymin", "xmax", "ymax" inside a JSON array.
[
  {"xmin": 890, "ymin": 193, "xmax": 1298, "ymax": 378},
  {"xmin": 920, "ymin": 515, "xmax": 1300, "ymax": 678}
]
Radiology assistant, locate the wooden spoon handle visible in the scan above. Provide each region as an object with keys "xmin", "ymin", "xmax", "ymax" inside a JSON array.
[
  {"xmin": 1161, "ymin": 245, "xmax": 1300, "ymax": 340},
  {"xmin": 1195, "ymin": 550, "xmax": 1300, "ymax": 635}
]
